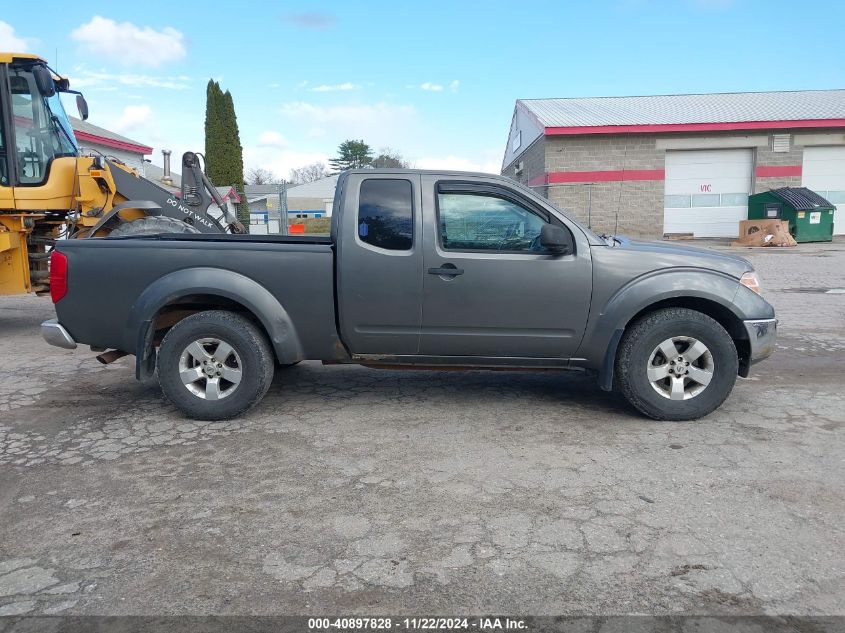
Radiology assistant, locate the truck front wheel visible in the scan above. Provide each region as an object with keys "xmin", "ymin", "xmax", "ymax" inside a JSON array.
[
  {"xmin": 157, "ymin": 310, "xmax": 275, "ymax": 420},
  {"xmin": 615, "ymin": 308, "xmax": 738, "ymax": 421}
]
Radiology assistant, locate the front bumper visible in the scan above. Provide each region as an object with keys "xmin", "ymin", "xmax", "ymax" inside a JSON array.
[
  {"xmin": 743, "ymin": 318, "xmax": 777, "ymax": 367},
  {"xmin": 41, "ymin": 319, "xmax": 77, "ymax": 350}
]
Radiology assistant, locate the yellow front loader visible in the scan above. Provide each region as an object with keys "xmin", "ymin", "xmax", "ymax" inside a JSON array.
[{"xmin": 0, "ymin": 52, "xmax": 245, "ymax": 296}]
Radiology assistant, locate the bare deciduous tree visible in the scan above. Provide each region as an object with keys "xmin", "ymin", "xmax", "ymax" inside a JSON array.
[
  {"xmin": 246, "ymin": 167, "xmax": 279, "ymax": 185},
  {"xmin": 289, "ymin": 161, "xmax": 329, "ymax": 184},
  {"xmin": 372, "ymin": 147, "xmax": 409, "ymax": 169}
]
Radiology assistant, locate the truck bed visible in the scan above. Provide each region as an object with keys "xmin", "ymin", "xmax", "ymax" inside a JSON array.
[
  {"xmin": 108, "ymin": 233, "xmax": 334, "ymax": 245},
  {"xmin": 54, "ymin": 235, "xmax": 342, "ymax": 361}
]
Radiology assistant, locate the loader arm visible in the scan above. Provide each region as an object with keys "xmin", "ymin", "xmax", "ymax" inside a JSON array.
[
  {"xmin": 0, "ymin": 52, "xmax": 246, "ymax": 296},
  {"xmin": 84, "ymin": 153, "xmax": 246, "ymax": 236}
]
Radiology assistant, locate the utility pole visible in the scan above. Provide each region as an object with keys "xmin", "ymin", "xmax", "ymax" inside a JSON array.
[{"xmin": 277, "ymin": 182, "xmax": 289, "ymax": 235}]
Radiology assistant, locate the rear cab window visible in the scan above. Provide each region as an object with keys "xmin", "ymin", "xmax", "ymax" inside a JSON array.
[{"xmin": 357, "ymin": 179, "xmax": 414, "ymax": 250}]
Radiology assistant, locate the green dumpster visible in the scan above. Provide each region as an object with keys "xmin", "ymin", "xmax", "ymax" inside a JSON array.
[{"xmin": 747, "ymin": 187, "xmax": 835, "ymax": 243}]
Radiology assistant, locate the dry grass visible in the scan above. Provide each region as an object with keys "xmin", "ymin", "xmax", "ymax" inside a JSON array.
[{"xmin": 290, "ymin": 217, "xmax": 331, "ymax": 235}]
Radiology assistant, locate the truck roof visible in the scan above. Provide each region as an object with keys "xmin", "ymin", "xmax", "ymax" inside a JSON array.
[
  {"xmin": 344, "ymin": 168, "xmax": 508, "ymax": 180},
  {"xmin": 0, "ymin": 52, "xmax": 46, "ymax": 64}
]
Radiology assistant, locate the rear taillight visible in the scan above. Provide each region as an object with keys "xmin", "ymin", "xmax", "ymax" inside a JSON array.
[{"xmin": 50, "ymin": 251, "xmax": 68, "ymax": 303}]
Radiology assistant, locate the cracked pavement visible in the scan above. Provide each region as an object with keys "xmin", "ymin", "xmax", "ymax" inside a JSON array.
[{"xmin": 0, "ymin": 240, "xmax": 843, "ymax": 616}]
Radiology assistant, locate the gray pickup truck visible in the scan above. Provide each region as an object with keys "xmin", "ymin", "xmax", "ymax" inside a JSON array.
[{"xmin": 42, "ymin": 169, "xmax": 776, "ymax": 421}]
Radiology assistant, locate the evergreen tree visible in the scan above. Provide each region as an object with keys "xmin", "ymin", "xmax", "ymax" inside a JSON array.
[
  {"xmin": 329, "ymin": 140, "xmax": 373, "ymax": 173},
  {"xmin": 204, "ymin": 81, "xmax": 225, "ymax": 182},
  {"xmin": 204, "ymin": 80, "xmax": 249, "ymax": 223}
]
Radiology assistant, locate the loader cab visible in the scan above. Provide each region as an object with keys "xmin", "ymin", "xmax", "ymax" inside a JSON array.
[{"xmin": 0, "ymin": 54, "xmax": 79, "ymax": 189}]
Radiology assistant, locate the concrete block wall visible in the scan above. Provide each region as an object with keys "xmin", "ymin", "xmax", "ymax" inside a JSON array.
[
  {"xmin": 502, "ymin": 136, "xmax": 546, "ymax": 196},
  {"xmin": 753, "ymin": 175, "xmax": 802, "ymax": 192},
  {"xmin": 544, "ymin": 135, "xmax": 665, "ymax": 237},
  {"xmin": 545, "ymin": 134, "xmax": 664, "ymax": 172},
  {"xmin": 546, "ymin": 181, "xmax": 665, "ymax": 236},
  {"xmin": 504, "ymin": 127, "xmax": 838, "ymax": 237},
  {"xmin": 754, "ymin": 133, "xmax": 804, "ymax": 193}
]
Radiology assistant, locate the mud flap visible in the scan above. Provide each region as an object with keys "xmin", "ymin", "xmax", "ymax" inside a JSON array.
[
  {"xmin": 598, "ymin": 328, "xmax": 624, "ymax": 392},
  {"xmin": 134, "ymin": 319, "xmax": 157, "ymax": 380}
]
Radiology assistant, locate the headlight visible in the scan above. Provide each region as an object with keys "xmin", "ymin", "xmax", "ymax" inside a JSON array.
[{"xmin": 740, "ymin": 270, "xmax": 762, "ymax": 295}]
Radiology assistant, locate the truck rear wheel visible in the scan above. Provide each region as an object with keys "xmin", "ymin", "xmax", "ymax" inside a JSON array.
[
  {"xmin": 615, "ymin": 308, "xmax": 738, "ymax": 421},
  {"xmin": 109, "ymin": 216, "xmax": 200, "ymax": 236},
  {"xmin": 157, "ymin": 311, "xmax": 275, "ymax": 420}
]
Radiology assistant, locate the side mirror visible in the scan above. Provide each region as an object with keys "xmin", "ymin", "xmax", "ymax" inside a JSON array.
[
  {"xmin": 540, "ymin": 224, "xmax": 574, "ymax": 255},
  {"xmin": 76, "ymin": 94, "xmax": 89, "ymax": 121},
  {"xmin": 33, "ymin": 65, "xmax": 56, "ymax": 97}
]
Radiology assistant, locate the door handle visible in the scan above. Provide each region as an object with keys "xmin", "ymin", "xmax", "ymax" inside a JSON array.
[{"xmin": 428, "ymin": 266, "xmax": 464, "ymax": 276}]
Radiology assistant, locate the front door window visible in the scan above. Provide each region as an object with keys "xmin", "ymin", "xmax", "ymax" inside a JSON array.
[{"xmin": 437, "ymin": 192, "xmax": 548, "ymax": 252}]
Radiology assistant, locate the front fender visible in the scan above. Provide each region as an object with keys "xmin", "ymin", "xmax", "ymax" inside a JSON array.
[
  {"xmin": 128, "ymin": 267, "xmax": 304, "ymax": 378},
  {"xmin": 576, "ymin": 268, "xmax": 773, "ymax": 389}
]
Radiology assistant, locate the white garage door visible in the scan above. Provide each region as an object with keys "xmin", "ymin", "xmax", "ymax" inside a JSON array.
[
  {"xmin": 802, "ymin": 146, "xmax": 845, "ymax": 236},
  {"xmin": 664, "ymin": 149, "xmax": 753, "ymax": 238}
]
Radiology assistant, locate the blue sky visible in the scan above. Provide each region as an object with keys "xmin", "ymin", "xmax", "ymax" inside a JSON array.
[{"xmin": 2, "ymin": 0, "xmax": 842, "ymax": 177}]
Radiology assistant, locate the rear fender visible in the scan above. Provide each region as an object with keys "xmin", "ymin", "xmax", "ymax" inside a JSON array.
[{"xmin": 128, "ymin": 267, "xmax": 304, "ymax": 379}]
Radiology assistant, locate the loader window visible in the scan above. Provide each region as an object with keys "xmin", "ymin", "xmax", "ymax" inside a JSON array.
[{"xmin": 10, "ymin": 67, "xmax": 76, "ymax": 185}]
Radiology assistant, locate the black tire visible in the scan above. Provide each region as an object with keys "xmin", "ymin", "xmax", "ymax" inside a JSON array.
[
  {"xmin": 157, "ymin": 311, "xmax": 275, "ymax": 420},
  {"xmin": 109, "ymin": 216, "xmax": 199, "ymax": 236},
  {"xmin": 615, "ymin": 308, "xmax": 738, "ymax": 421}
]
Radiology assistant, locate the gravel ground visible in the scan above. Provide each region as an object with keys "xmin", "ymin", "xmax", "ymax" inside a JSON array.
[{"xmin": 0, "ymin": 239, "xmax": 843, "ymax": 617}]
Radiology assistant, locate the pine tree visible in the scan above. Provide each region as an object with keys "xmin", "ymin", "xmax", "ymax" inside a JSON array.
[
  {"xmin": 204, "ymin": 81, "xmax": 225, "ymax": 183},
  {"xmin": 204, "ymin": 80, "xmax": 249, "ymax": 223},
  {"xmin": 329, "ymin": 140, "xmax": 373, "ymax": 173}
]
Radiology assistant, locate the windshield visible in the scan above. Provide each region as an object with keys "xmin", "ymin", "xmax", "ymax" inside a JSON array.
[
  {"xmin": 47, "ymin": 91, "xmax": 77, "ymax": 152},
  {"xmin": 10, "ymin": 65, "xmax": 77, "ymax": 185}
]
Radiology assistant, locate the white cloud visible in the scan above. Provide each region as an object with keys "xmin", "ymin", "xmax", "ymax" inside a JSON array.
[
  {"xmin": 113, "ymin": 104, "xmax": 152, "ymax": 133},
  {"xmin": 281, "ymin": 101, "xmax": 414, "ymax": 124},
  {"xmin": 311, "ymin": 82, "xmax": 360, "ymax": 92},
  {"xmin": 243, "ymin": 146, "xmax": 329, "ymax": 182},
  {"xmin": 70, "ymin": 16, "xmax": 186, "ymax": 67},
  {"xmin": 409, "ymin": 81, "xmax": 459, "ymax": 93},
  {"xmin": 0, "ymin": 21, "xmax": 33, "ymax": 51},
  {"xmin": 415, "ymin": 155, "xmax": 500, "ymax": 174},
  {"xmin": 69, "ymin": 67, "xmax": 190, "ymax": 91},
  {"xmin": 244, "ymin": 130, "xmax": 327, "ymax": 181},
  {"xmin": 279, "ymin": 101, "xmax": 416, "ymax": 145},
  {"xmin": 277, "ymin": 101, "xmax": 423, "ymax": 161},
  {"xmin": 257, "ymin": 131, "xmax": 288, "ymax": 148},
  {"xmin": 75, "ymin": 104, "xmax": 159, "ymax": 154}
]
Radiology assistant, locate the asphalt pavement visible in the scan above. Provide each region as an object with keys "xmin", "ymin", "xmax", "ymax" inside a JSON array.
[{"xmin": 0, "ymin": 239, "xmax": 843, "ymax": 616}]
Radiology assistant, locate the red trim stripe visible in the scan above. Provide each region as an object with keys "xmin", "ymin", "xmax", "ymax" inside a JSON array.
[
  {"xmin": 531, "ymin": 169, "xmax": 665, "ymax": 185},
  {"xmin": 73, "ymin": 130, "xmax": 153, "ymax": 155},
  {"xmin": 755, "ymin": 165, "xmax": 802, "ymax": 178},
  {"xmin": 544, "ymin": 119, "xmax": 845, "ymax": 136}
]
